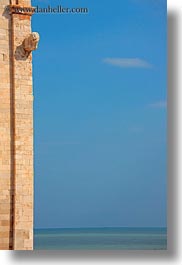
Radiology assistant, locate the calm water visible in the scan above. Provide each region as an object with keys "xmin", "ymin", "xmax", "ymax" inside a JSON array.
[{"xmin": 34, "ymin": 227, "xmax": 167, "ymax": 250}]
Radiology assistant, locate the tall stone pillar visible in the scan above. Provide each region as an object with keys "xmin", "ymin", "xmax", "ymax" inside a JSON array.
[{"xmin": 0, "ymin": 0, "xmax": 39, "ymax": 250}]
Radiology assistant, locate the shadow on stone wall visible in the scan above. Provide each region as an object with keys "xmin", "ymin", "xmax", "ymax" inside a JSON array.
[{"xmin": 14, "ymin": 44, "xmax": 31, "ymax": 60}]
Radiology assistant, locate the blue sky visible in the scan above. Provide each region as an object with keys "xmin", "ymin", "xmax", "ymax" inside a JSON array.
[{"xmin": 32, "ymin": 0, "xmax": 167, "ymax": 228}]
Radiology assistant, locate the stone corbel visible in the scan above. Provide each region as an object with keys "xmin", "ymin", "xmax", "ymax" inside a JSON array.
[
  {"xmin": 15, "ymin": 32, "xmax": 40, "ymax": 60},
  {"xmin": 23, "ymin": 32, "xmax": 40, "ymax": 52}
]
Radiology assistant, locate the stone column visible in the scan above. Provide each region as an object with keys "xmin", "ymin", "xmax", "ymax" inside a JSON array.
[
  {"xmin": 0, "ymin": 0, "xmax": 39, "ymax": 250},
  {"xmin": 0, "ymin": 0, "xmax": 12, "ymax": 251}
]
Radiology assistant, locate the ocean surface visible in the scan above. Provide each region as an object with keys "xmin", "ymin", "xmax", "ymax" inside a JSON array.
[{"xmin": 34, "ymin": 227, "xmax": 167, "ymax": 250}]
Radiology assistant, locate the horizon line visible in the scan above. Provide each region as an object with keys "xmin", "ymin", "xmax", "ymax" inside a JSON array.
[{"xmin": 34, "ymin": 226, "xmax": 167, "ymax": 230}]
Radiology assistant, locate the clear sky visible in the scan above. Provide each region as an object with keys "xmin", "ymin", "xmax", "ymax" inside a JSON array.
[{"xmin": 32, "ymin": 0, "xmax": 167, "ymax": 228}]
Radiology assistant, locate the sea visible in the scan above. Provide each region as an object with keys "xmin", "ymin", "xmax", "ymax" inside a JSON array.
[{"xmin": 34, "ymin": 227, "xmax": 167, "ymax": 250}]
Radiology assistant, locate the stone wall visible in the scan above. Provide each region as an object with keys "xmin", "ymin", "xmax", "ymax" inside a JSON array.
[
  {"xmin": 0, "ymin": 0, "xmax": 12, "ymax": 251},
  {"xmin": 0, "ymin": 0, "xmax": 34, "ymax": 250}
]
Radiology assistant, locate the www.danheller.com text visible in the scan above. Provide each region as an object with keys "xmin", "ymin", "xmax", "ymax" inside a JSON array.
[{"xmin": 7, "ymin": 5, "xmax": 89, "ymax": 14}]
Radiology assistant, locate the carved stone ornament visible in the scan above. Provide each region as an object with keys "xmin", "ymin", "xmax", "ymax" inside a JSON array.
[{"xmin": 23, "ymin": 32, "xmax": 40, "ymax": 52}]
